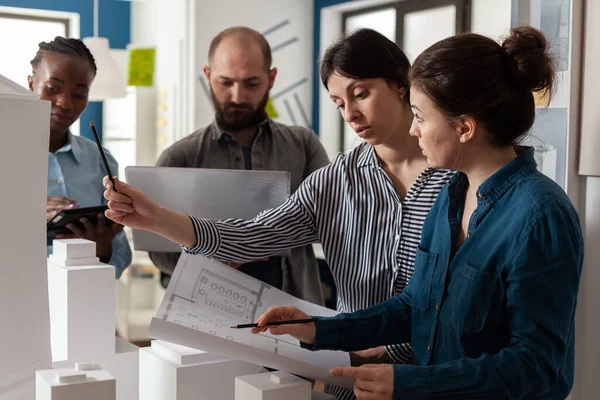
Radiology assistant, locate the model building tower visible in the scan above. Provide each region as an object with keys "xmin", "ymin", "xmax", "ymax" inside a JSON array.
[
  {"xmin": 235, "ymin": 371, "xmax": 312, "ymax": 400},
  {"xmin": 0, "ymin": 73, "xmax": 52, "ymax": 399},
  {"xmin": 48, "ymin": 239, "xmax": 115, "ymax": 362},
  {"xmin": 139, "ymin": 340, "xmax": 263, "ymax": 400},
  {"xmin": 48, "ymin": 238, "xmax": 139, "ymax": 400}
]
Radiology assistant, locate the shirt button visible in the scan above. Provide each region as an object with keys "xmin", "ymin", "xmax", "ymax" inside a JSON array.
[
  {"xmin": 56, "ymin": 179, "xmax": 63, "ymax": 185},
  {"xmin": 477, "ymin": 192, "xmax": 483, "ymax": 199},
  {"xmin": 395, "ymin": 234, "xmax": 400, "ymax": 240},
  {"xmin": 466, "ymin": 232, "xmax": 471, "ymax": 238},
  {"xmin": 435, "ymin": 303, "xmax": 440, "ymax": 311},
  {"xmin": 427, "ymin": 345, "xmax": 432, "ymax": 352}
]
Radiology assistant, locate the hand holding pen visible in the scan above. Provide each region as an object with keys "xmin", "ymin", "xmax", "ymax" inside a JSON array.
[{"xmin": 248, "ymin": 306, "xmax": 317, "ymax": 345}]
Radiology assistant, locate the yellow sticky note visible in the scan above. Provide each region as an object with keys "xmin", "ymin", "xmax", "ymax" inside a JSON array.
[
  {"xmin": 265, "ymin": 97, "xmax": 278, "ymax": 119},
  {"xmin": 128, "ymin": 48, "xmax": 156, "ymax": 86}
]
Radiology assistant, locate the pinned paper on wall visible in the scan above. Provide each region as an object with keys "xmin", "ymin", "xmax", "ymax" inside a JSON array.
[
  {"xmin": 265, "ymin": 97, "xmax": 279, "ymax": 119},
  {"xmin": 128, "ymin": 48, "xmax": 156, "ymax": 86},
  {"xmin": 533, "ymin": 89, "xmax": 550, "ymax": 107}
]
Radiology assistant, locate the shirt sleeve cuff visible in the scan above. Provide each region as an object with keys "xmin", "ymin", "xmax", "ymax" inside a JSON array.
[
  {"xmin": 393, "ymin": 364, "xmax": 427, "ymax": 400},
  {"xmin": 108, "ymin": 231, "xmax": 131, "ymax": 279},
  {"xmin": 181, "ymin": 215, "xmax": 221, "ymax": 256},
  {"xmin": 299, "ymin": 317, "xmax": 351, "ymax": 351}
]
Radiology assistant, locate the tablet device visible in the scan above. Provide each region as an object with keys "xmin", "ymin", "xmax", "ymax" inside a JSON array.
[
  {"xmin": 46, "ymin": 205, "xmax": 112, "ymax": 235},
  {"xmin": 125, "ymin": 166, "xmax": 291, "ymax": 253}
]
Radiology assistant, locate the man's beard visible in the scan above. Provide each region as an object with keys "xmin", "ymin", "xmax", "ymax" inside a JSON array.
[{"xmin": 211, "ymin": 88, "xmax": 269, "ymax": 132}]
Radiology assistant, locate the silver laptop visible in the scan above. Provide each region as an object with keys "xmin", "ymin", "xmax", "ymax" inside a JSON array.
[{"xmin": 125, "ymin": 166, "xmax": 291, "ymax": 252}]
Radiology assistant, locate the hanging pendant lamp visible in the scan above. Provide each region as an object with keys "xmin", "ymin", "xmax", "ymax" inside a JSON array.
[{"xmin": 83, "ymin": 0, "xmax": 126, "ymax": 100}]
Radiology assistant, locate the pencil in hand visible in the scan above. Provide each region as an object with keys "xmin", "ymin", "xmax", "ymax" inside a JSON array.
[
  {"xmin": 231, "ymin": 318, "xmax": 317, "ymax": 329},
  {"xmin": 90, "ymin": 119, "xmax": 118, "ymax": 193}
]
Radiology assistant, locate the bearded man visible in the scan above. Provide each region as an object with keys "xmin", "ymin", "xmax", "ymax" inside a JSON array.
[{"xmin": 148, "ymin": 26, "xmax": 329, "ymax": 305}]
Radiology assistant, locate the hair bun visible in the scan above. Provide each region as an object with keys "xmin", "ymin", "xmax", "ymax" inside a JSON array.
[{"xmin": 501, "ymin": 26, "xmax": 556, "ymax": 95}]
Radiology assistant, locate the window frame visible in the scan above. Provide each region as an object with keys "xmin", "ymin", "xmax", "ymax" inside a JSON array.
[{"xmin": 0, "ymin": 11, "xmax": 71, "ymax": 37}]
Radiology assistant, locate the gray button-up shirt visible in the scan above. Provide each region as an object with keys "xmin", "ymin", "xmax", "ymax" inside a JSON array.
[{"xmin": 148, "ymin": 118, "xmax": 330, "ymax": 305}]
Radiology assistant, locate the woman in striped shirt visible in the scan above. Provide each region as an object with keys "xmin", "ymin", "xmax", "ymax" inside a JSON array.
[{"xmin": 104, "ymin": 29, "xmax": 453, "ymax": 398}]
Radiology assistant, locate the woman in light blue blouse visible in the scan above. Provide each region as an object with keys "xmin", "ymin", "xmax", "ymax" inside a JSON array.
[
  {"xmin": 252, "ymin": 27, "xmax": 584, "ymax": 399},
  {"xmin": 29, "ymin": 36, "xmax": 131, "ymax": 278}
]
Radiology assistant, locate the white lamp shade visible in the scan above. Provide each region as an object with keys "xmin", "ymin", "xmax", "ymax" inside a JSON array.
[{"xmin": 83, "ymin": 37, "xmax": 126, "ymax": 100}]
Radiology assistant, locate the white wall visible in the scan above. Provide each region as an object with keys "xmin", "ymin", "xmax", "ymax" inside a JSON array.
[
  {"xmin": 130, "ymin": 1, "xmax": 157, "ymax": 47},
  {"xmin": 130, "ymin": 0, "xmax": 193, "ymax": 154},
  {"xmin": 471, "ymin": 0, "xmax": 512, "ymax": 40},
  {"xmin": 194, "ymin": 0, "xmax": 314, "ymax": 132}
]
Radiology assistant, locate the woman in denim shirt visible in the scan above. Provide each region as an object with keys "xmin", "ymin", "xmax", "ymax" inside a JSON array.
[{"xmin": 253, "ymin": 27, "xmax": 584, "ymax": 399}]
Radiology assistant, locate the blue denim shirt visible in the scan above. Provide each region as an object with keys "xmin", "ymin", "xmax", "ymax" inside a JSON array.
[
  {"xmin": 47, "ymin": 133, "xmax": 132, "ymax": 278},
  {"xmin": 306, "ymin": 147, "xmax": 583, "ymax": 399}
]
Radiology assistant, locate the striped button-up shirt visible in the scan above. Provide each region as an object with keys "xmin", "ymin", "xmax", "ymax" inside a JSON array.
[{"xmin": 185, "ymin": 142, "xmax": 453, "ymax": 397}]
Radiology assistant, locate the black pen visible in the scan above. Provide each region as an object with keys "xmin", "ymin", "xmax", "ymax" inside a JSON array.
[
  {"xmin": 231, "ymin": 318, "xmax": 317, "ymax": 329},
  {"xmin": 90, "ymin": 119, "xmax": 118, "ymax": 193}
]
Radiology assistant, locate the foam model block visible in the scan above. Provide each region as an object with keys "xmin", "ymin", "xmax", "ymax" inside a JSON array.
[
  {"xmin": 53, "ymin": 338, "xmax": 139, "ymax": 400},
  {"xmin": 36, "ymin": 363, "xmax": 116, "ymax": 400},
  {"xmin": 235, "ymin": 371, "xmax": 312, "ymax": 400},
  {"xmin": 139, "ymin": 340, "xmax": 263, "ymax": 400},
  {"xmin": 0, "ymin": 73, "xmax": 52, "ymax": 399},
  {"xmin": 47, "ymin": 239, "xmax": 115, "ymax": 362},
  {"xmin": 51, "ymin": 239, "xmax": 97, "ymax": 262}
]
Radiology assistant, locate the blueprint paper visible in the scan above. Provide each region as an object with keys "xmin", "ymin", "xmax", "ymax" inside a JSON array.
[{"xmin": 150, "ymin": 253, "xmax": 353, "ymax": 389}]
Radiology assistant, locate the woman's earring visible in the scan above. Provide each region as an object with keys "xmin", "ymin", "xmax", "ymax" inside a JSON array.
[{"xmin": 394, "ymin": 88, "xmax": 405, "ymax": 99}]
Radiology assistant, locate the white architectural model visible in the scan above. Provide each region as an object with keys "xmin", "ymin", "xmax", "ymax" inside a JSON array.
[
  {"xmin": 48, "ymin": 239, "xmax": 139, "ymax": 400},
  {"xmin": 52, "ymin": 338, "xmax": 139, "ymax": 400},
  {"xmin": 0, "ymin": 74, "xmax": 52, "ymax": 399},
  {"xmin": 36, "ymin": 362, "xmax": 116, "ymax": 400},
  {"xmin": 48, "ymin": 239, "xmax": 114, "ymax": 362},
  {"xmin": 235, "ymin": 371, "xmax": 312, "ymax": 400},
  {"xmin": 139, "ymin": 340, "xmax": 263, "ymax": 400}
]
